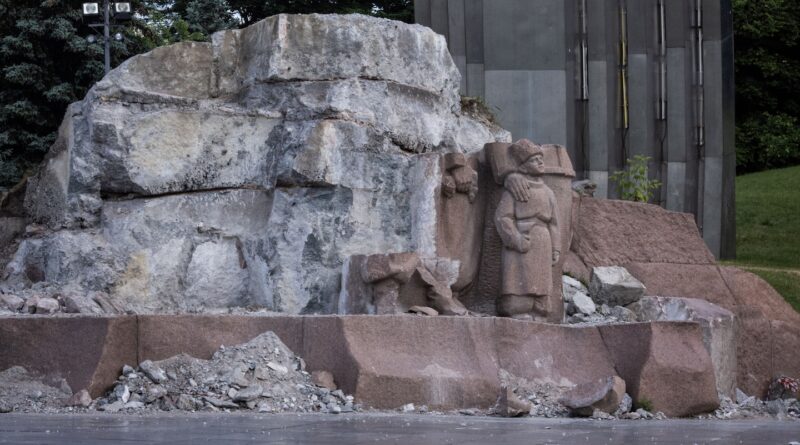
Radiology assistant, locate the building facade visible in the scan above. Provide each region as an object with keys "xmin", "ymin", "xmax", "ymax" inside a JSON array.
[{"xmin": 414, "ymin": 0, "xmax": 735, "ymax": 258}]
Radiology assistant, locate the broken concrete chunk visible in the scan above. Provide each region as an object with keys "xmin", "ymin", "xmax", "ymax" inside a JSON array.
[
  {"xmin": 559, "ymin": 376, "xmax": 626, "ymax": 417},
  {"xmin": 139, "ymin": 360, "xmax": 168, "ymax": 384},
  {"xmin": 561, "ymin": 275, "xmax": 588, "ymax": 304},
  {"xmin": 589, "ymin": 266, "xmax": 645, "ymax": 306},
  {"xmin": 0, "ymin": 294, "xmax": 24, "ymax": 312},
  {"xmin": 34, "ymin": 297, "xmax": 60, "ymax": 314},
  {"xmin": 408, "ymin": 306, "xmax": 439, "ymax": 316},
  {"xmin": 65, "ymin": 389, "xmax": 92, "ymax": 408},
  {"xmin": 64, "ymin": 294, "xmax": 104, "ymax": 314},
  {"xmin": 570, "ymin": 292, "xmax": 596, "ymax": 316},
  {"xmin": 232, "ymin": 384, "xmax": 263, "ymax": 402},
  {"xmin": 495, "ymin": 386, "xmax": 532, "ymax": 417}
]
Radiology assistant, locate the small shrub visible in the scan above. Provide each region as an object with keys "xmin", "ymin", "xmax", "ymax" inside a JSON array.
[
  {"xmin": 609, "ymin": 155, "xmax": 662, "ymax": 203},
  {"xmin": 460, "ymin": 96, "xmax": 499, "ymax": 126},
  {"xmin": 636, "ymin": 397, "xmax": 654, "ymax": 412}
]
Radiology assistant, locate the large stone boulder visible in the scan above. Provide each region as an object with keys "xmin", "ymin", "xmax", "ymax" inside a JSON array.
[
  {"xmin": 1, "ymin": 14, "xmax": 509, "ymax": 314},
  {"xmin": 571, "ymin": 197, "xmax": 800, "ymax": 397},
  {"xmin": 629, "ymin": 296, "xmax": 736, "ymax": 398}
]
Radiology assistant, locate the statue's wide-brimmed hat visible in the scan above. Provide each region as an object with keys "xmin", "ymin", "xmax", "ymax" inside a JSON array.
[{"xmin": 509, "ymin": 140, "xmax": 543, "ymax": 163}]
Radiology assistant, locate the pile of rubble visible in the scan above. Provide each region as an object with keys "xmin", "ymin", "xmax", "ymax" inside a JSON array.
[
  {"xmin": 0, "ymin": 284, "xmax": 118, "ymax": 315},
  {"xmin": 562, "ymin": 267, "xmax": 643, "ymax": 324},
  {"xmin": 0, "ymin": 332, "xmax": 357, "ymax": 414},
  {"xmin": 92, "ymin": 332, "xmax": 357, "ymax": 414},
  {"xmin": 701, "ymin": 381, "xmax": 800, "ymax": 420},
  {"xmin": 0, "ymin": 366, "xmax": 72, "ymax": 414}
]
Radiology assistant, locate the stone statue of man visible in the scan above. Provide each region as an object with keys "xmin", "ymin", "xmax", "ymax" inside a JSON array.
[{"xmin": 495, "ymin": 142, "xmax": 561, "ymax": 320}]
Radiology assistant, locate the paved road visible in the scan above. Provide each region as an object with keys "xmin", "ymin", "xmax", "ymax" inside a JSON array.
[{"xmin": 0, "ymin": 413, "xmax": 798, "ymax": 444}]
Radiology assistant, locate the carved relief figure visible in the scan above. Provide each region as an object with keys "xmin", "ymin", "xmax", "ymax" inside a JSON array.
[{"xmin": 495, "ymin": 143, "xmax": 561, "ymax": 320}]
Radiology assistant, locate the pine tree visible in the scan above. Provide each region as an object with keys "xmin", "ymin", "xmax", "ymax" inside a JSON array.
[{"xmin": 0, "ymin": 0, "xmax": 141, "ymax": 188}]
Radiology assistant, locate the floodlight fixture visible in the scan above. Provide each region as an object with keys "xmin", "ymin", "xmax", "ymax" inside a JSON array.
[
  {"xmin": 114, "ymin": 32, "xmax": 124, "ymax": 41},
  {"xmin": 86, "ymin": 35, "xmax": 97, "ymax": 43},
  {"xmin": 82, "ymin": 3, "xmax": 100, "ymax": 16},
  {"xmin": 113, "ymin": 2, "xmax": 132, "ymax": 20}
]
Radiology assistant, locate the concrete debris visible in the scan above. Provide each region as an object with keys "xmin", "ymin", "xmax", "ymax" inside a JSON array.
[
  {"xmin": 589, "ymin": 266, "xmax": 646, "ymax": 307},
  {"xmin": 89, "ymin": 331, "xmax": 359, "ymax": 414},
  {"xmin": 0, "ymin": 366, "xmax": 71, "ymax": 414},
  {"xmin": 559, "ymin": 376, "xmax": 626, "ymax": 417},
  {"xmin": 614, "ymin": 393, "xmax": 633, "ymax": 417},
  {"xmin": 495, "ymin": 386, "xmax": 532, "ymax": 417},
  {"xmin": 698, "ymin": 394, "xmax": 800, "ymax": 420},
  {"xmin": 0, "ymin": 294, "xmax": 24, "ymax": 312},
  {"xmin": 65, "ymin": 389, "xmax": 92, "ymax": 408},
  {"xmin": 139, "ymin": 360, "xmax": 168, "ymax": 384}
]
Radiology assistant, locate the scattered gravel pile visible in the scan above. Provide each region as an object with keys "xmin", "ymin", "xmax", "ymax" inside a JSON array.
[
  {"xmin": 0, "ymin": 366, "xmax": 72, "ymax": 414},
  {"xmin": 94, "ymin": 332, "xmax": 358, "ymax": 414},
  {"xmin": 498, "ymin": 370, "xmax": 570, "ymax": 418},
  {"xmin": 699, "ymin": 391, "xmax": 800, "ymax": 420}
]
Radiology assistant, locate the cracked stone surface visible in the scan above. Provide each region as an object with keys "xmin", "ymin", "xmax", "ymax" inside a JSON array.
[{"xmin": 0, "ymin": 14, "xmax": 510, "ymax": 314}]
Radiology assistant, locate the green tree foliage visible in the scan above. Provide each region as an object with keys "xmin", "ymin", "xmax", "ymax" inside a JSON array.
[
  {"xmin": 0, "ymin": 0, "xmax": 153, "ymax": 188},
  {"xmin": 0, "ymin": 0, "xmax": 411, "ymax": 189},
  {"xmin": 609, "ymin": 155, "xmax": 662, "ymax": 203},
  {"xmin": 734, "ymin": 0, "xmax": 800, "ymax": 173}
]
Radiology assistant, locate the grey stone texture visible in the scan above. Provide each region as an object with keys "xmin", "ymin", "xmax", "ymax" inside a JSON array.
[
  {"xmin": 588, "ymin": 266, "xmax": 646, "ymax": 307},
  {"xmin": 629, "ymin": 295, "xmax": 737, "ymax": 398},
  {"xmin": 4, "ymin": 14, "xmax": 510, "ymax": 314},
  {"xmin": 415, "ymin": 0, "xmax": 735, "ymax": 258}
]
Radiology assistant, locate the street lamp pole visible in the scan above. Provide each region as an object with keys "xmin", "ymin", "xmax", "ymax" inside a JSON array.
[
  {"xmin": 103, "ymin": 0, "xmax": 111, "ymax": 74},
  {"xmin": 82, "ymin": 2, "xmax": 131, "ymax": 75}
]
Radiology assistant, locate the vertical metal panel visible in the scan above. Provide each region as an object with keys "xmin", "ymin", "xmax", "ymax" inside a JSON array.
[
  {"xmin": 464, "ymin": 0, "xmax": 484, "ymax": 64},
  {"xmin": 415, "ymin": 0, "xmax": 432, "ymax": 26},
  {"xmin": 447, "ymin": 0, "xmax": 466, "ymax": 56},
  {"xmin": 447, "ymin": 0, "xmax": 467, "ymax": 93},
  {"xmin": 666, "ymin": 48, "xmax": 688, "ymax": 163},
  {"xmin": 453, "ymin": 55, "xmax": 468, "ymax": 94},
  {"xmin": 531, "ymin": 70, "xmax": 568, "ymax": 146},
  {"xmin": 431, "ymin": 0, "xmax": 449, "ymax": 37},
  {"xmin": 588, "ymin": 60, "xmax": 610, "ymax": 171},
  {"xmin": 626, "ymin": 0, "xmax": 653, "ymax": 54},
  {"xmin": 484, "ymin": 70, "xmax": 535, "ymax": 140},
  {"xmin": 666, "ymin": 162, "xmax": 687, "ymax": 211},
  {"xmin": 483, "ymin": 0, "xmax": 565, "ymax": 70},
  {"xmin": 589, "ymin": 171, "xmax": 609, "ymax": 199},
  {"xmin": 627, "ymin": 54, "xmax": 654, "ymax": 158},
  {"xmin": 586, "ymin": 0, "xmax": 607, "ymax": 61},
  {"xmin": 702, "ymin": 156, "xmax": 723, "ymax": 257},
  {"xmin": 564, "ymin": 0, "xmax": 578, "ymax": 161},
  {"xmin": 466, "ymin": 63, "xmax": 485, "ymax": 97},
  {"xmin": 702, "ymin": 40, "xmax": 723, "ymax": 158},
  {"xmin": 666, "ymin": 0, "xmax": 689, "ymax": 48}
]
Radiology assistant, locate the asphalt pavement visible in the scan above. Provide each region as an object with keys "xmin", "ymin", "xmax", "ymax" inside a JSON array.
[{"xmin": 1, "ymin": 412, "xmax": 799, "ymax": 444}]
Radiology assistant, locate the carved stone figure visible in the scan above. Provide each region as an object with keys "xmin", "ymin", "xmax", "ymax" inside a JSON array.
[{"xmin": 495, "ymin": 142, "xmax": 561, "ymax": 320}]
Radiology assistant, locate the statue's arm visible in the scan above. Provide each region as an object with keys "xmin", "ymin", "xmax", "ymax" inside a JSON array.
[
  {"xmin": 503, "ymin": 173, "xmax": 530, "ymax": 202},
  {"xmin": 495, "ymin": 192, "xmax": 529, "ymax": 252},
  {"xmin": 548, "ymin": 192, "xmax": 561, "ymax": 263}
]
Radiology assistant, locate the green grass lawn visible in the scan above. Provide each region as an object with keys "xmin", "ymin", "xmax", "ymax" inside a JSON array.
[{"xmin": 728, "ymin": 165, "xmax": 800, "ymax": 311}]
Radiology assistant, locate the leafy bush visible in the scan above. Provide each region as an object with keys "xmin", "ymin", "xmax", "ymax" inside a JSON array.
[{"xmin": 609, "ymin": 155, "xmax": 662, "ymax": 203}]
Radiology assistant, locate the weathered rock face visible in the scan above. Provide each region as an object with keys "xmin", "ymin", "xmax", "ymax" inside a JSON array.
[
  {"xmin": 629, "ymin": 296, "xmax": 737, "ymax": 398},
  {"xmin": 570, "ymin": 197, "xmax": 800, "ymax": 397},
  {"xmin": 3, "ymin": 14, "xmax": 509, "ymax": 314}
]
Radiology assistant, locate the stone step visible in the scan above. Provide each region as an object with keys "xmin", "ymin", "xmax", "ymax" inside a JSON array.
[{"xmin": 0, "ymin": 315, "xmax": 718, "ymax": 417}]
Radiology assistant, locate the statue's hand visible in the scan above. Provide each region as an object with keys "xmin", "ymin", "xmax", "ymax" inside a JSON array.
[
  {"xmin": 452, "ymin": 166, "xmax": 477, "ymax": 194},
  {"xmin": 552, "ymin": 250, "xmax": 560, "ymax": 265},
  {"xmin": 504, "ymin": 173, "xmax": 530, "ymax": 202},
  {"xmin": 442, "ymin": 175, "xmax": 456, "ymax": 197},
  {"xmin": 515, "ymin": 234, "xmax": 531, "ymax": 253}
]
